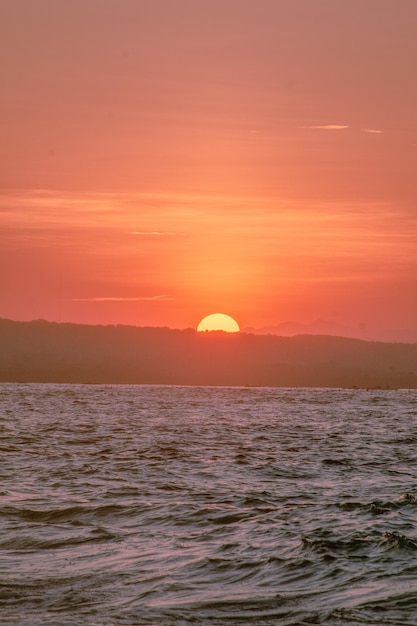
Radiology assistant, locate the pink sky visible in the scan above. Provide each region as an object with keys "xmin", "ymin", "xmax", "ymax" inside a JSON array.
[{"xmin": 1, "ymin": 0, "xmax": 417, "ymax": 341}]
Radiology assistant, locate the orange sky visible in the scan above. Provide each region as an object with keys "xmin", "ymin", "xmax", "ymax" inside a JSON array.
[{"xmin": 1, "ymin": 0, "xmax": 417, "ymax": 341}]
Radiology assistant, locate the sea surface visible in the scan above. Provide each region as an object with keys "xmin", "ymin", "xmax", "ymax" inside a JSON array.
[{"xmin": 2, "ymin": 384, "xmax": 417, "ymax": 625}]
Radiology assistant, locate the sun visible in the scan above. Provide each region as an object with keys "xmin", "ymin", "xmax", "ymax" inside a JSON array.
[{"xmin": 197, "ymin": 313, "xmax": 240, "ymax": 333}]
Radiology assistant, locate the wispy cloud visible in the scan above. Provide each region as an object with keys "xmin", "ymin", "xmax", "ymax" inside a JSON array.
[
  {"xmin": 362, "ymin": 128, "xmax": 383, "ymax": 134},
  {"xmin": 298, "ymin": 124, "xmax": 349, "ymax": 130},
  {"xmin": 70, "ymin": 295, "xmax": 173, "ymax": 302},
  {"xmin": 299, "ymin": 124, "xmax": 384, "ymax": 135},
  {"xmin": 131, "ymin": 231, "xmax": 175, "ymax": 236}
]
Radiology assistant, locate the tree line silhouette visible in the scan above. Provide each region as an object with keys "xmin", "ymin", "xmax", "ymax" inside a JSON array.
[{"xmin": 1, "ymin": 318, "xmax": 416, "ymax": 388}]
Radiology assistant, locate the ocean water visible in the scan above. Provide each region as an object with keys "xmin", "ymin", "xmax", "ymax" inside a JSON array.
[{"xmin": 1, "ymin": 384, "xmax": 417, "ymax": 625}]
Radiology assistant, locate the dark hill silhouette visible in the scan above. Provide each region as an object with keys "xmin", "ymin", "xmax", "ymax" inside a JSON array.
[{"xmin": 0, "ymin": 318, "xmax": 416, "ymax": 388}]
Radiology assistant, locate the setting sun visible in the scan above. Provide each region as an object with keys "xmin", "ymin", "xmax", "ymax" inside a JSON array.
[{"xmin": 197, "ymin": 313, "xmax": 240, "ymax": 333}]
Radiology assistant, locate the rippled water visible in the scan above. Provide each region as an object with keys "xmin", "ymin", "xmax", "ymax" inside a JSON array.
[{"xmin": 2, "ymin": 384, "xmax": 417, "ymax": 625}]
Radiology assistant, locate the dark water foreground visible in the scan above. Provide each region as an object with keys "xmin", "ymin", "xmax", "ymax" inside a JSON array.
[{"xmin": 1, "ymin": 384, "xmax": 417, "ymax": 625}]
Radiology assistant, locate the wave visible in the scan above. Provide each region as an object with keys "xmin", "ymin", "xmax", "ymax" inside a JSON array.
[
  {"xmin": 0, "ymin": 526, "xmax": 117, "ymax": 550},
  {"xmin": 382, "ymin": 531, "xmax": 417, "ymax": 551},
  {"xmin": 338, "ymin": 491, "xmax": 417, "ymax": 515},
  {"xmin": 2, "ymin": 502, "xmax": 138, "ymax": 523}
]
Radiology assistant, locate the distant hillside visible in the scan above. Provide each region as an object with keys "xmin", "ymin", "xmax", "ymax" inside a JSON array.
[{"xmin": 1, "ymin": 318, "xmax": 417, "ymax": 388}]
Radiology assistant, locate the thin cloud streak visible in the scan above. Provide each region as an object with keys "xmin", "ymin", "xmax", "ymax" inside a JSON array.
[
  {"xmin": 362, "ymin": 128, "xmax": 383, "ymax": 134},
  {"xmin": 70, "ymin": 296, "xmax": 173, "ymax": 302},
  {"xmin": 298, "ymin": 125, "xmax": 349, "ymax": 130},
  {"xmin": 131, "ymin": 231, "xmax": 175, "ymax": 236}
]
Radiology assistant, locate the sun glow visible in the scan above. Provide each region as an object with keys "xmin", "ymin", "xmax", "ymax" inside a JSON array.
[{"xmin": 197, "ymin": 313, "xmax": 240, "ymax": 333}]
